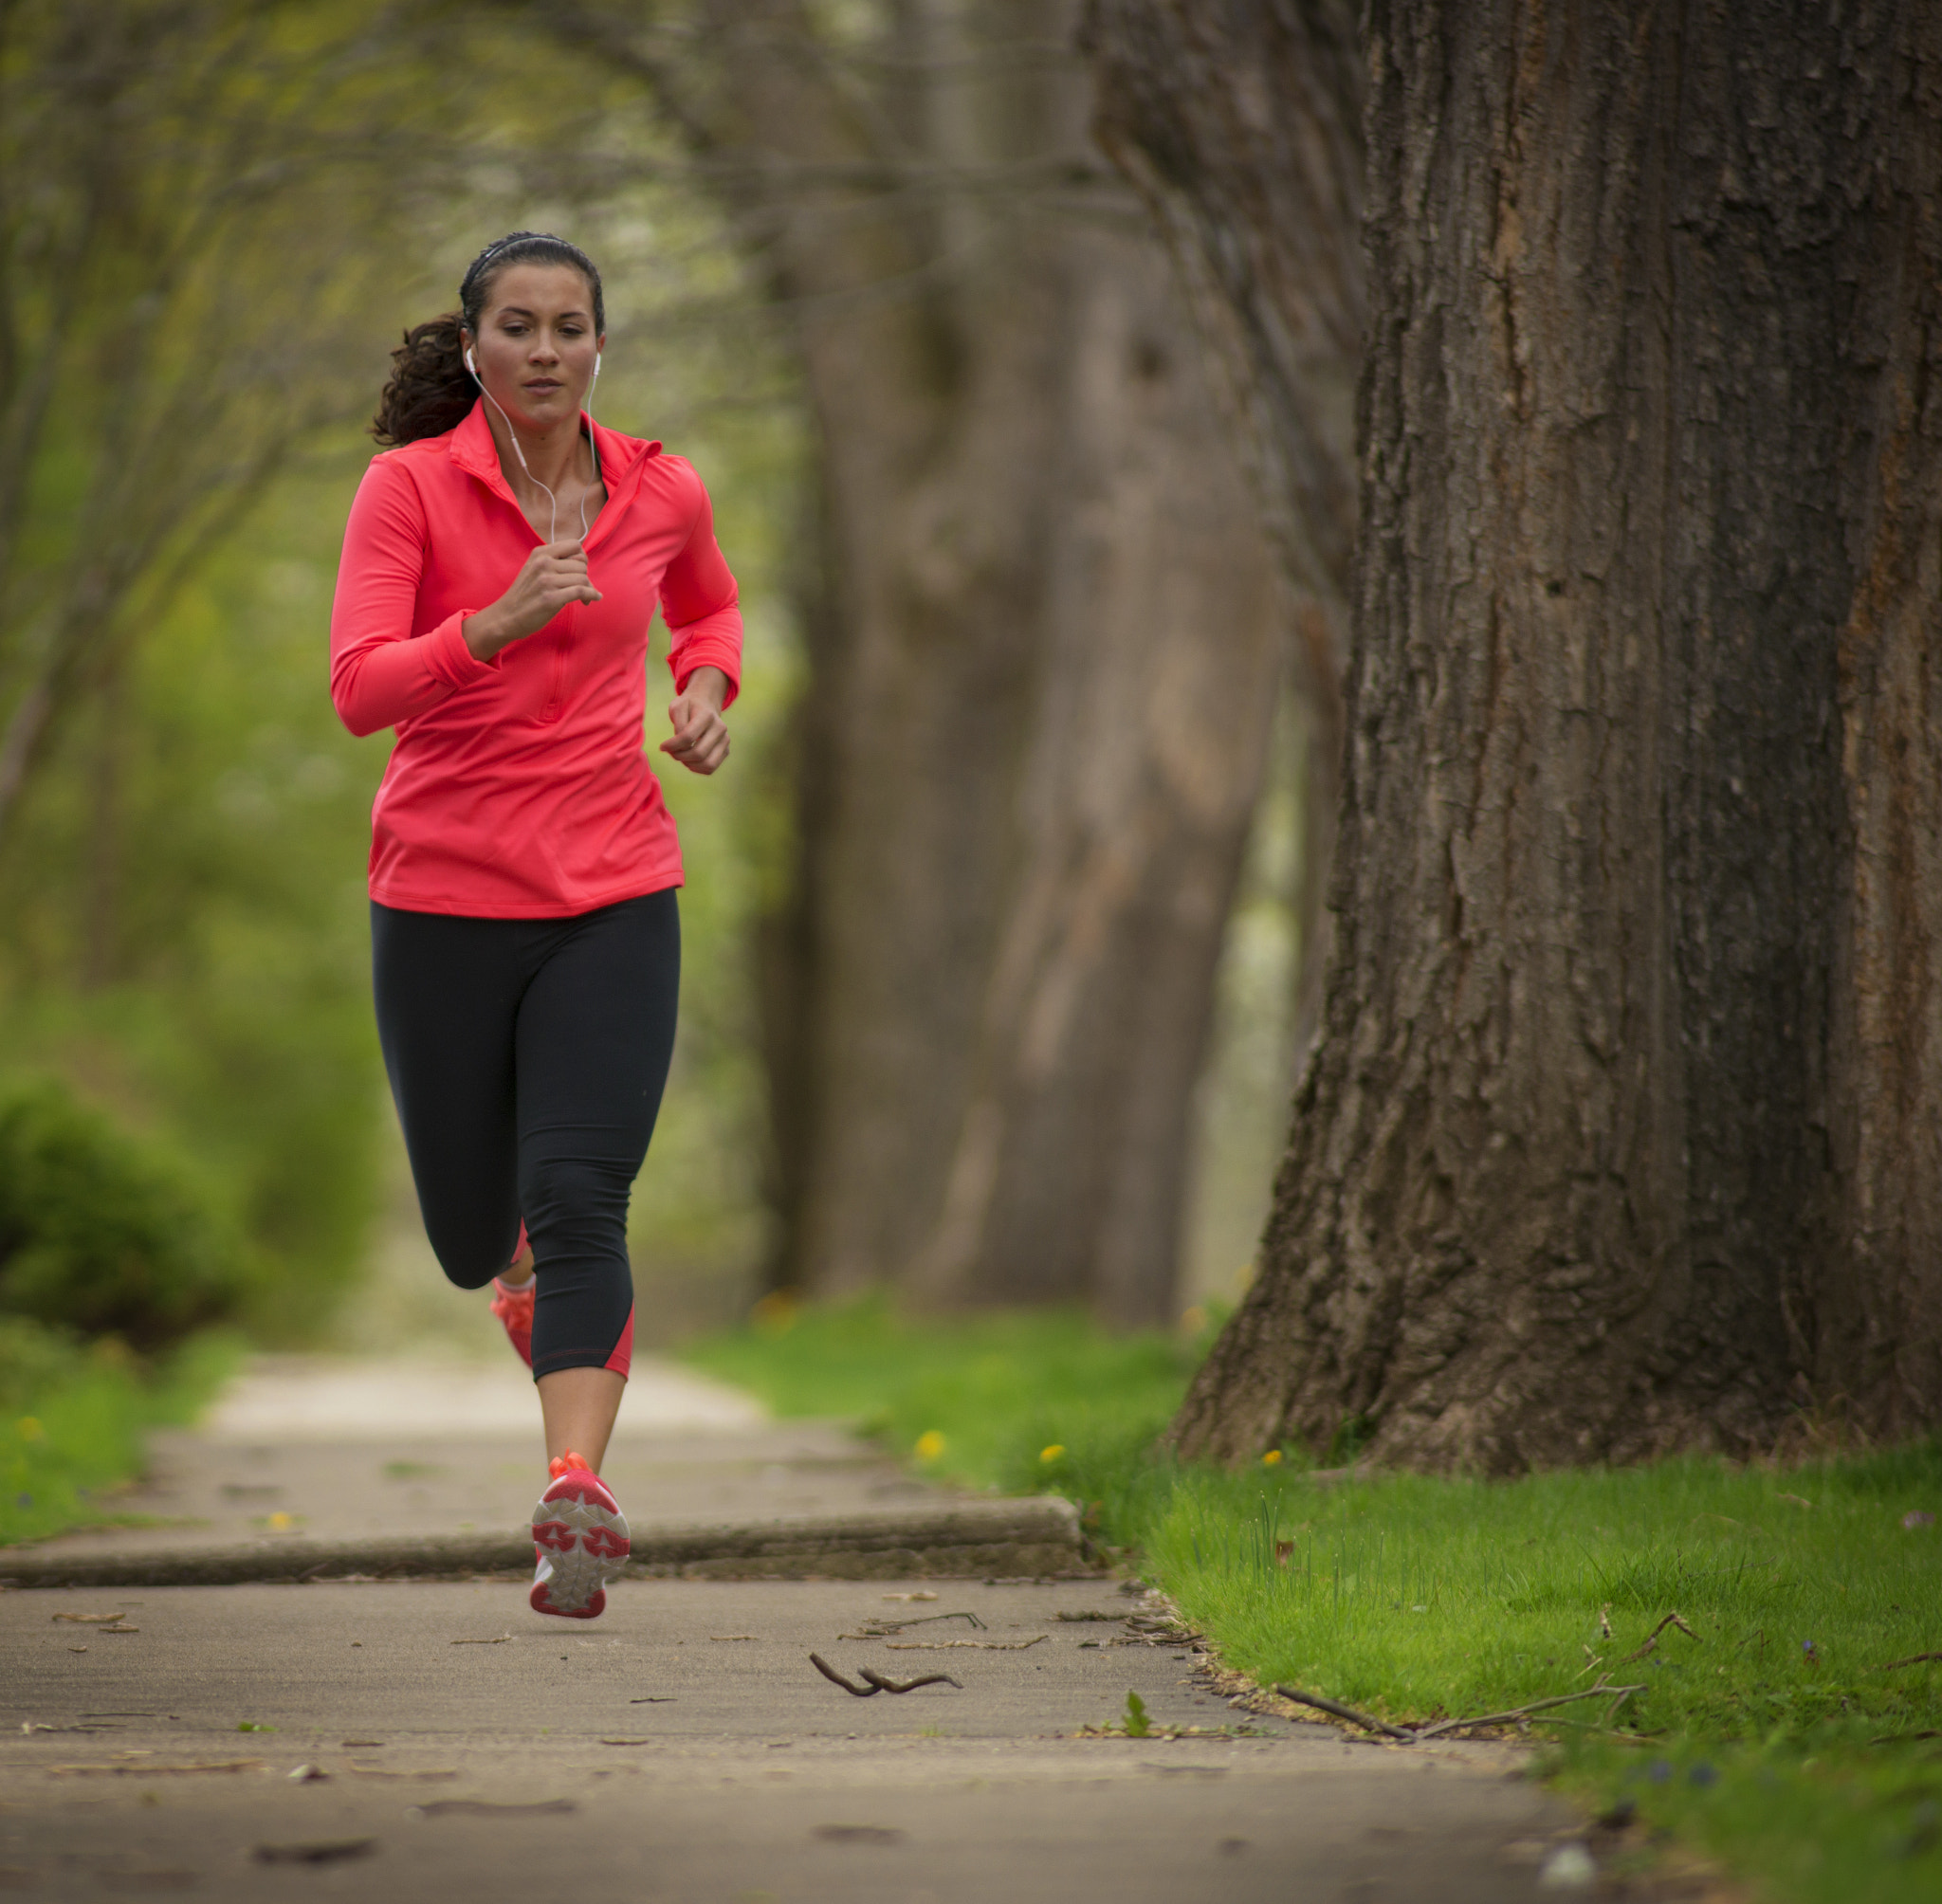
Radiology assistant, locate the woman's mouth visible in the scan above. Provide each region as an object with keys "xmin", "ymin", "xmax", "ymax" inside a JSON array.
[{"xmin": 523, "ymin": 378, "xmax": 563, "ymax": 395}]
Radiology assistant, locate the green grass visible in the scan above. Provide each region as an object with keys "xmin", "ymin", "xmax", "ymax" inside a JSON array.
[
  {"xmin": 1149, "ymin": 1450, "xmax": 1942, "ymax": 1904},
  {"xmin": 0, "ymin": 1328, "xmax": 244, "ymax": 1547},
  {"xmin": 682, "ymin": 1291, "xmax": 1215, "ymax": 1516},
  {"xmin": 682, "ymin": 1295, "xmax": 1942, "ymax": 1903}
]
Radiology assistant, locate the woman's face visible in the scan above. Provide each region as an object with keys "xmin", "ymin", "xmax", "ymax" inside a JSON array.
[{"xmin": 465, "ymin": 262, "xmax": 603, "ymax": 432}]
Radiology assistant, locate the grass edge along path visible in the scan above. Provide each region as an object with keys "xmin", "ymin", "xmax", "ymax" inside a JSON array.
[
  {"xmin": 0, "ymin": 1329, "xmax": 244, "ymax": 1547},
  {"xmin": 682, "ymin": 1296, "xmax": 1942, "ymax": 1904}
]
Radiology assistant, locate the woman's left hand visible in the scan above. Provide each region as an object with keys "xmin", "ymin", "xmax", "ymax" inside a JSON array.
[{"xmin": 660, "ymin": 667, "xmax": 731, "ymax": 776}]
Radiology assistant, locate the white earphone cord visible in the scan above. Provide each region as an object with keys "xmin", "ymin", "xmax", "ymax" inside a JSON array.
[{"xmin": 466, "ymin": 347, "xmax": 601, "ymax": 544}]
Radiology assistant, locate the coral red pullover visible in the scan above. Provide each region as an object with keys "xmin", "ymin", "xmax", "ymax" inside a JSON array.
[{"xmin": 329, "ymin": 399, "xmax": 742, "ymax": 917}]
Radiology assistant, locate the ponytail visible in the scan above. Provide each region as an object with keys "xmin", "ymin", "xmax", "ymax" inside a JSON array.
[
  {"xmin": 370, "ymin": 315, "xmax": 475, "ymax": 448},
  {"xmin": 370, "ymin": 232, "xmax": 606, "ymax": 449}
]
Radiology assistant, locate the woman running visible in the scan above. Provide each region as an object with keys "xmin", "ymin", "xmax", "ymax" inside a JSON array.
[{"xmin": 329, "ymin": 231, "xmax": 739, "ymax": 1620}]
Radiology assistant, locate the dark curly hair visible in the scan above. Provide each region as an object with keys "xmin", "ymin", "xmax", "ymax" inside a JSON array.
[{"xmin": 370, "ymin": 232, "xmax": 607, "ymax": 448}]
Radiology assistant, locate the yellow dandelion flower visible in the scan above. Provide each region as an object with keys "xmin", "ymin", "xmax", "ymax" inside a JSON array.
[
  {"xmin": 1039, "ymin": 1444, "xmax": 1066, "ymax": 1464},
  {"xmin": 914, "ymin": 1430, "xmax": 945, "ymax": 1461},
  {"xmin": 1261, "ymin": 1449, "xmax": 1283, "ymax": 1467}
]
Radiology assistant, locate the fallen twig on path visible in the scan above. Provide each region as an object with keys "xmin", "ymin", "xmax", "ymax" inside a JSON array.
[
  {"xmin": 810, "ymin": 1653, "xmax": 961, "ymax": 1695},
  {"xmin": 812, "ymin": 1655, "xmax": 878, "ymax": 1694},
  {"xmin": 1878, "ymin": 1651, "xmax": 1942, "ymax": 1672},
  {"xmin": 1410, "ymin": 1680, "xmax": 1645, "ymax": 1740},
  {"xmin": 841, "ymin": 1610, "xmax": 986, "ymax": 1639},
  {"xmin": 885, "ymin": 1635, "xmax": 1046, "ymax": 1651},
  {"xmin": 1272, "ymin": 1686, "xmax": 1414, "ymax": 1740},
  {"xmin": 860, "ymin": 1666, "xmax": 961, "ymax": 1693},
  {"xmin": 1272, "ymin": 1676, "xmax": 1648, "ymax": 1744}
]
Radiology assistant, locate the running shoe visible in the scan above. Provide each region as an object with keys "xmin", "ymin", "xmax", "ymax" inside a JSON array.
[
  {"xmin": 530, "ymin": 1451, "xmax": 630, "ymax": 1620},
  {"xmin": 488, "ymin": 1276, "xmax": 535, "ymax": 1368},
  {"xmin": 488, "ymin": 1225, "xmax": 534, "ymax": 1366}
]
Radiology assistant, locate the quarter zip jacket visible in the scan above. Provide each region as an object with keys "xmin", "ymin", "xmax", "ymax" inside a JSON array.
[{"xmin": 330, "ymin": 398, "xmax": 742, "ymax": 917}]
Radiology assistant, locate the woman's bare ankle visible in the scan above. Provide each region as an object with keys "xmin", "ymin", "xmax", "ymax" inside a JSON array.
[{"xmin": 500, "ymin": 1247, "xmax": 536, "ymax": 1289}]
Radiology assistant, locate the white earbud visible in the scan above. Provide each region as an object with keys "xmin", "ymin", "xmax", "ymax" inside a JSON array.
[{"xmin": 461, "ymin": 337, "xmax": 592, "ymax": 545}]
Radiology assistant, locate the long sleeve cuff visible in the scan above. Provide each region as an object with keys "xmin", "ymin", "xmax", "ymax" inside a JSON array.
[
  {"xmin": 669, "ymin": 609, "xmax": 742, "ymax": 709},
  {"xmin": 331, "ymin": 612, "xmax": 500, "ymax": 736},
  {"xmin": 428, "ymin": 613, "xmax": 500, "ymax": 689}
]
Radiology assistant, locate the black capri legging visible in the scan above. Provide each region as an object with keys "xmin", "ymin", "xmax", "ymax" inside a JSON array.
[{"xmin": 371, "ymin": 889, "xmax": 679, "ymax": 1381}]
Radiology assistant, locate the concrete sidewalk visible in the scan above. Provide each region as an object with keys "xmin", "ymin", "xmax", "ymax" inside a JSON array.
[
  {"xmin": 5, "ymin": 1355, "xmax": 1078, "ymax": 1586},
  {"xmin": 0, "ymin": 1355, "xmax": 1636, "ymax": 1901}
]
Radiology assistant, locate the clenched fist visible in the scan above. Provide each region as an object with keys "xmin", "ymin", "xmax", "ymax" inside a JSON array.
[
  {"xmin": 463, "ymin": 540, "xmax": 602, "ymax": 660},
  {"xmin": 660, "ymin": 666, "xmax": 731, "ymax": 776}
]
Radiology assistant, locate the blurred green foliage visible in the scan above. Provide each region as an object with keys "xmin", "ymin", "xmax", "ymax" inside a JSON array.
[
  {"xmin": 0, "ymin": 1073, "xmax": 249, "ymax": 1348},
  {"xmin": 0, "ymin": 1317, "xmax": 91, "ymax": 1415},
  {"xmin": 0, "ymin": 1326, "xmax": 245, "ymax": 1546},
  {"xmin": 1, "ymin": 462, "xmax": 395, "ymax": 1340}
]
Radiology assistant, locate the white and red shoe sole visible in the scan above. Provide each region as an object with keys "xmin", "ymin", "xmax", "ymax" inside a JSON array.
[{"xmin": 530, "ymin": 1472, "xmax": 631, "ymax": 1620}]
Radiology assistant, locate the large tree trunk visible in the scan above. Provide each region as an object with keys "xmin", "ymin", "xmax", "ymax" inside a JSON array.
[
  {"xmin": 620, "ymin": 3, "xmax": 1284, "ymax": 1321},
  {"xmin": 1085, "ymin": 0, "xmax": 1365, "ymax": 1057},
  {"xmin": 1155, "ymin": 0, "xmax": 1942, "ymax": 1467}
]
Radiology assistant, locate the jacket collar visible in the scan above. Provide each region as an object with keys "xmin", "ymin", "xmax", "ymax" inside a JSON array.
[{"xmin": 448, "ymin": 397, "xmax": 661, "ymax": 526}]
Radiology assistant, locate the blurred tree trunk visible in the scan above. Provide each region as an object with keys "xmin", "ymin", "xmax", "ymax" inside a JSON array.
[
  {"xmin": 1157, "ymin": 0, "xmax": 1942, "ymax": 1468},
  {"xmin": 580, "ymin": 2, "xmax": 1283, "ymax": 1321},
  {"xmin": 1084, "ymin": 0, "xmax": 1364, "ymax": 1060}
]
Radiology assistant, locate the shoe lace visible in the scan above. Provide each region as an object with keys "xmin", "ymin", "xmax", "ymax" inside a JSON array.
[{"xmin": 548, "ymin": 1450, "xmax": 594, "ymax": 1479}]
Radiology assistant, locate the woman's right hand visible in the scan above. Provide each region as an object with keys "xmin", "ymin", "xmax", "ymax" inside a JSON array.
[{"xmin": 463, "ymin": 540, "xmax": 602, "ymax": 660}]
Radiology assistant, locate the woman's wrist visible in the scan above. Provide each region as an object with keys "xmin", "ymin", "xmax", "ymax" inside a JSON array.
[
  {"xmin": 464, "ymin": 606, "xmax": 509, "ymax": 661},
  {"xmin": 682, "ymin": 665, "xmax": 730, "ymax": 710}
]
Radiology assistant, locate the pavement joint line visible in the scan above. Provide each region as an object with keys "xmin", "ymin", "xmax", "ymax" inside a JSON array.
[{"xmin": 0, "ymin": 1496, "xmax": 1092, "ymax": 1590}]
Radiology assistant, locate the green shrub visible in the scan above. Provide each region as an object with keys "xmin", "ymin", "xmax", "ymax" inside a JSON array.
[
  {"xmin": 0, "ymin": 1313, "xmax": 85, "ymax": 1411},
  {"xmin": 0, "ymin": 1074, "xmax": 250, "ymax": 1350},
  {"xmin": 0, "ymin": 1326, "xmax": 244, "ymax": 1546}
]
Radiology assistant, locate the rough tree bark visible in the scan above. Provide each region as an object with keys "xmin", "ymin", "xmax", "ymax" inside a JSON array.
[
  {"xmin": 576, "ymin": 2, "xmax": 1284, "ymax": 1321},
  {"xmin": 1086, "ymin": 0, "xmax": 1365, "ymax": 1057},
  {"xmin": 1142, "ymin": 0, "xmax": 1942, "ymax": 1467}
]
